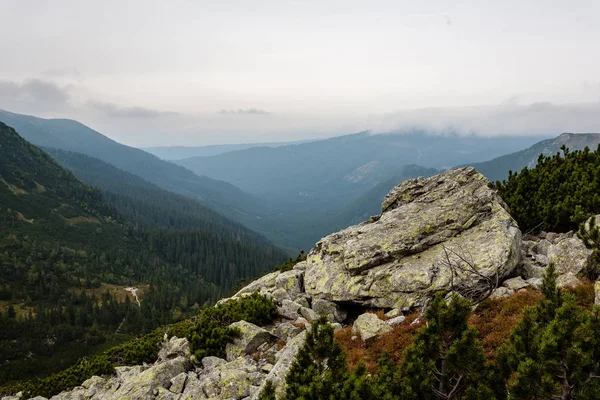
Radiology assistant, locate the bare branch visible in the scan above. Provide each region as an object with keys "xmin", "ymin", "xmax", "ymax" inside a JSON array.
[{"xmin": 438, "ymin": 244, "xmax": 500, "ymax": 303}]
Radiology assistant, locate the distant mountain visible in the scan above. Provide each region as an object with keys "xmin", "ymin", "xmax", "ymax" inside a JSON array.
[
  {"xmin": 0, "ymin": 122, "xmax": 287, "ymax": 383},
  {"xmin": 173, "ymin": 131, "xmax": 542, "ymax": 249},
  {"xmin": 0, "ymin": 109, "xmax": 551, "ymax": 251},
  {"xmin": 468, "ymin": 133, "xmax": 600, "ymax": 182},
  {"xmin": 175, "ymin": 131, "xmax": 544, "ymax": 205},
  {"xmin": 46, "ymin": 148, "xmax": 254, "ymax": 232},
  {"xmin": 45, "ymin": 147, "xmax": 288, "ymax": 289},
  {"xmin": 0, "ymin": 110, "xmax": 266, "ymax": 226},
  {"xmin": 0, "ymin": 121, "xmax": 121, "ymax": 250},
  {"xmin": 328, "ymin": 165, "xmax": 439, "ymax": 230},
  {"xmin": 144, "ymin": 140, "xmax": 313, "ymax": 160}
]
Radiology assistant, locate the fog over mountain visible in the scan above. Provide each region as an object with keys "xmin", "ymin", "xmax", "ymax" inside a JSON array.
[{"xmin": 1, "ymin": 1, "xmax": 599, "ymax": 146}]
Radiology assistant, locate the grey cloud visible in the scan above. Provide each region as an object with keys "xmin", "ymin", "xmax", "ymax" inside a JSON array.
[
  {"xmin": 219, "ymin": 108, "xmax": 271, "ymax": 115},
  {"xmin": 375, "ymin": 102, "xmax": 600, "ymax": 136},
  {"xmin": 0, "ymin": 79, "xmax": 72, "ymax": 113},
  {"xmin": 41, "ymin": 67, "xmax": 81, "ymax": 79},
  {"xmin": 88, "ymin": 101, "xmax": 178, "ymax": 118}
]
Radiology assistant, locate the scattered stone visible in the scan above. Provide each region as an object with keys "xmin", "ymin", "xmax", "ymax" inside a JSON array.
[
  {"xmin": 546, "ymin": 232, "xmax": 559, "ymax": 243},
  {"xmin": 219, "ymin": 369, "xmax": 252, "ymax": 398},
  {"xmin": 489, "ymin": 287, "xmax": 514, "ymax": 299},
  {"xmin": 261, "ymin": 363, "xmax": 274, "ymax": 373},
  {"xmin": 293, "ymin": 261, "xmax": 308, "ymax": 271},
  {"xmin": 252, "ymin": 331, "xmax": 308, "ymax": 399},
  {"xmin": 275, "ymin": 270, "xmax": 304, "ymax": 299},
  {"xmin": 502, "ymin": 276, "xmax": 529, "ymax": 291},
  {"xmin": 595, "ymin": 281, "xmax": 600, "ymax": 306},
  {"xmin": 520, "ymin": 258, "xmax": 547, "ymax": 279},
  {"xmin": 111, "ymin": 356, "xmax": 191, "ymax": 399},
  {"xmin": 278, "ymin": 299, "xmax": 302, "ymax": 319},
  {"xmin": 293, "ymin": 317, "xmax": 310, "ymax": 329},
  {"xmin": 293, "ymin": 296, "xmax": 310, "ymax": 308},
  {"xmin": 158, "ymin": 337, "xmax": 191, "ymax": 362},
  {"xmin": 225, "ymin": 321, "xmax": 274, "ymax": 361},
  {"xmin": 311, "ymin": 298, "xmax": 347, "ymax": 323},
  {"xmin": 556, "ymin": 272, "xmax": 581, "ymax": 289},
  {"xmin": 547, "ymin": 238, "xmax": 593, "ymax": 276},
  {"xmin": 169, "ymin": 372, "xmax": 188, "ymax": 394},
  {"xmin": 272, "ymin": 322, "xmax": 302, "ymax": 340},
  {"xmin": 299, "ymin": 306, "xmax": 319, "ymax": 322},
  {"xmin": 232, "ymin": 271, "xmax": 280, "ymax": 298},
  {"xmin": 385, "ymin": 308, "xmax": 402, "ymax": 319},
  {"xmin": 526, "ymin": 277, "xmax": 544, "ymax": 289},
  {"xmin": 202, "ymin": 356, "xmax": 227, "ymax": 369},
  {"xmin": 534, "ymin": 239, "xmax": 552, "ymax": 256},
  {"xmin": 156, "ymin": 387, "xmax": 182, "ymax": 399},
  {"xmin": 353, "ymin": 313, "xmax": 393, "ymax": 341},
  {"xmin": 270, "ymin": 287, "xmax": 290, "ymax": 303},
  {"xmin": 331, "ymin": 323, "xmax": 343, "ymax": 331},
  {"xmin": 386, "ymin": 315, "xmax": 406, "ymax": 327}
]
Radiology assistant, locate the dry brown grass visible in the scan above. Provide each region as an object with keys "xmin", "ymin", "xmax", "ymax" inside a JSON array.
[
  {"xmin": 335, "ymin": 312, "xmax": 424, "ymax": 372},
  {"xmin": 565, "ymin": 278, "xmax": 595, "ymax": 308},
  {"xmin": 366, "ymin": 309, "xmax": 387, "ymax": 320},
  {"xmin": 470, "ymin": 289, "xmax": 541, "ymax": 361},
  {"xmin": 335, "ymin": 288, "xmax": 545, "ymax": 371},
  {"xmin": 67, "ymin": 216, "xmax": 101, "ymax": 225}
]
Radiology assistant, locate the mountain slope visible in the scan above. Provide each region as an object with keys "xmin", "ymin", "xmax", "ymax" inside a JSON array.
[
  {"xmin": 175, "ymin": 131, "xmax": 544, "ymax": 209},
  {"xmin": 143, "ymin": 139, "xmax": 313, "ymax": 160},
  {"xmin": 0, "ymin": 121, "xmax": 123, "ymax": 253},
  {"xmin": 45, "ymin": 148, "xmax": 262, "ymax": 233},
  {"xmin": 0, "ymin": 110, "xmax": 266, "ymax": 225},
  {"xmin": 173, "ymin": 132, "xmax": 543, "ymax": 248},
  {"xmin": 0, "ymin": 123, "xmax": 287, "ymax": 384},
  {"xmin": 468, "ymin": 133, "xmax": 600, "ymax": 182},
  {"xmin": 45, "ymin": 148, "xmax": 288, "ymax": 286},
  {"xmin": 328, "ymin": 165, "xmax": 439, "ymax": 230},
  {"xmin": 0, "ymin": 121, "xmax": 188, "ymax": 382}
]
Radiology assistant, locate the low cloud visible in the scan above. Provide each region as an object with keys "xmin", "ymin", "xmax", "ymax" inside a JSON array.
[
  {"xmin": 87, "ymin": 101, "xmax": 178, "ymax": 118},
  {"xmin": 41, "ymin": 67, "xmax": 81, "ymax": 79},
  {"xmin": 0, "ymin": 79, "xmax": 72, "ymax": 113},
  {"xmin": 373, "ymin": 102, "xmax": 600, "ymax": 136},
  {"xmin": 219, "ymin": 108, "xmax": 271, "ymax": 115}
]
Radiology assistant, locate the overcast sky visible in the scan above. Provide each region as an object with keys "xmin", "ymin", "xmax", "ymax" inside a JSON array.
[{"xmin": 1, "ymin": 0, "xmax": 599, "ymax": 146}]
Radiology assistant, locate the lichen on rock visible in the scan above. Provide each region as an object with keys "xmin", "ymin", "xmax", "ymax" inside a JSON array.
[{"xmin": 304, "ymin": 167, "xmax": 521, "ymax": 309}]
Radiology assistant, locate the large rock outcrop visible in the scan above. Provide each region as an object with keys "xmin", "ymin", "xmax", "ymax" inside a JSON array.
[{"xmin": 304, "ymin": 167, "xmax": 521, "ymax": 309}]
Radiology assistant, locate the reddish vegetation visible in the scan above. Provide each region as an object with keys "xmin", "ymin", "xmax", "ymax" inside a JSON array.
[
  {"xmin": 470, "ymin": 289, "xmax": 541, "ymax": 361},
  {"xmin": 336, "ymin": 288, "xmax": 551, "ymax": 370},
  {"xmin": 335, "ymin": 312, "xmax": 424, "ymax": 372},
  {"xmin": 565, "ymin": 279, "xmax": 595, "ymax": 308}
]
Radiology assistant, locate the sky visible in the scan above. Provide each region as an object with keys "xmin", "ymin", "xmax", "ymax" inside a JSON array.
[{"xmin": 1, "ymin": 0, "xmax": 600, "ymax": 146}]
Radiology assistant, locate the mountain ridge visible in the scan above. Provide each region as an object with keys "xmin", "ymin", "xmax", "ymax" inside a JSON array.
[
  {"xmin": 467, "ymin": 132, "xmax": 600, "ymax": 182},
  {"xmin": 0, "ymin": 109, "xmax": 267, "ymax": 223}
]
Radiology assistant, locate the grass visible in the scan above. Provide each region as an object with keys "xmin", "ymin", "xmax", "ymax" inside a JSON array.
[
  {"xmin": 335, "ymin": 312, "xmax": 424, "ymax": 372},
  {"xmin": 335, "ymin": 288, "xmax": 548, "ymax": 371},
  {"xmin": 470, "ymin": 289, "xmax": 541, "ymax": 361}
]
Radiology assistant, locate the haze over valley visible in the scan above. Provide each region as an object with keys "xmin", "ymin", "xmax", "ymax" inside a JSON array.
[{"xmin": 2, "ymin": 1, "xmax": 600, "ymax": 399}]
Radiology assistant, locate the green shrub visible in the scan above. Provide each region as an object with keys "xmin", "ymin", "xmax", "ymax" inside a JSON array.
[
  {"xmin": 496, "ymin": 145, "xmax": 600, "ymax": 232},
  {"xmin": 274, "ymin": 251, "xmax": 307, "ymax": 272},
  {"xmin": 190, "ymin": 293, "xmax": 278, "ymax": 359},
  {"xmin": 0, "ymin": 319, "xmax": 194, "ymax": 399}
]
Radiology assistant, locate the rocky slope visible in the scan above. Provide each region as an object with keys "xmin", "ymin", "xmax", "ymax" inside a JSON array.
[{"xmin": 5, "ymin": 167, "xmax": 598, "ymax": 400}]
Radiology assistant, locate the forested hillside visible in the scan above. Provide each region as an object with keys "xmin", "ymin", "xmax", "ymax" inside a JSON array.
[
  {"xmin": 46, "ymin": 148, "xmax": 288, "ymax": 289},
  {"xmin": 469, "ymin": 132, "xmax": 600, "ymax": 182},
  {"xmin": 496, "ymin": 144, "xmax": 600, "ymax": 232},
  {"xmin": 0, "ymin": 110, "xmax": 270, "ymax": 231},
  {"xmin": 0, "ymin": 123, "xmax": 286, "ymax": 385}
]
